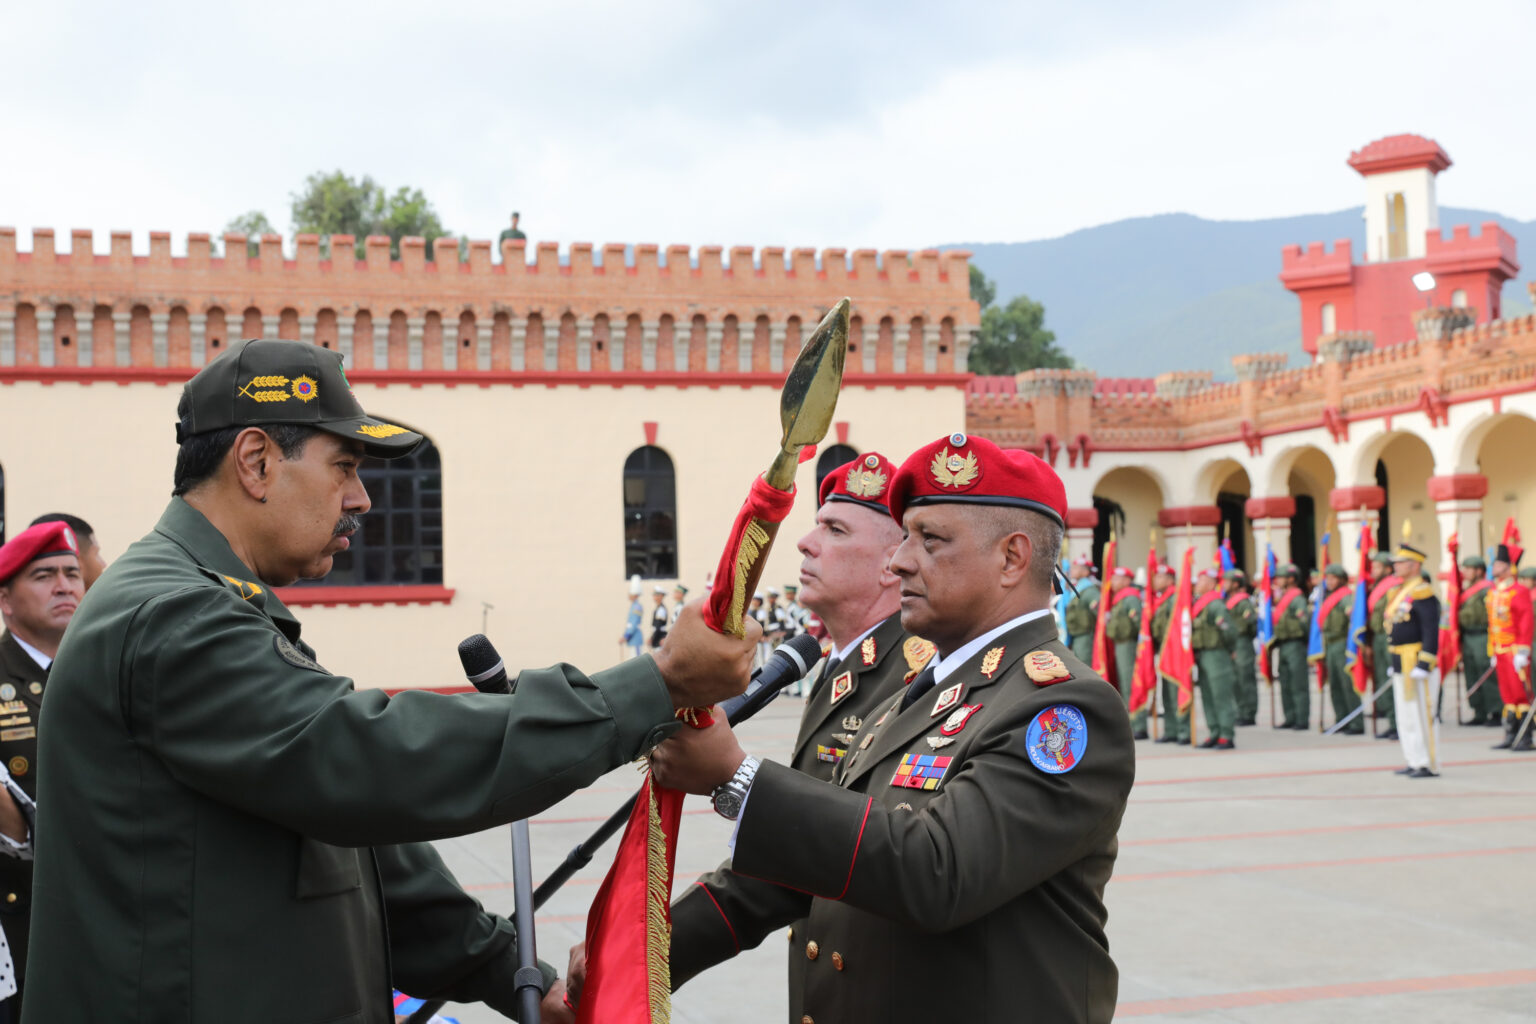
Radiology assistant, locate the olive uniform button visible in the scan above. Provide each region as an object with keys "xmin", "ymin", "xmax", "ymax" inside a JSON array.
[
  {"xmin": 5, "ymin": 893, "xmax": 14, "ymax": 904},
  {"xmin": 805, "ymin": 940, "xmax": 819, "ymax": 961},
  {"xmin": 831, "ymin": 952, "xmax": 845, "ymax": 971},
  {"xmin": 801, "ymin": 1016, "xmax": 814, "ymax": 1024},
  {"xmin": 787, "ymin": 928, "xmax": 794, "ymax": 942}
]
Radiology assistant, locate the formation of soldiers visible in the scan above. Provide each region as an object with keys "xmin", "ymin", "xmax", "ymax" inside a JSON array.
[{"xmin": 1059, "ymin": 537, "xmax": 1536, "ymax": 764}]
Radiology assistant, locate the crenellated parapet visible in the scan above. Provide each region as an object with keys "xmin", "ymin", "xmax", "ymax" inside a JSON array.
[{"xmin": 0, "ymin": 228, "xmax": 978, "ymax": 377}]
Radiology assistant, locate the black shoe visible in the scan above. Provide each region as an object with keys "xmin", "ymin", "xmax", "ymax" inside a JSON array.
[
  {"xmin": 1292, "ymin": 722, "xmax": 1310, "ymax": 731},
  {"xmin": 1393, "ymin": 766, "xmax": 1415, "ymax": 775},
  {"xmin": 1485, "ymin": 715, "xmax": 1504, "ymax": 727},
  {"xmin": 1278, "ymin": 721, "xmax": 1295, "ymax": 730},
  {"xmin": 1198, "ymin": 737, "xmax": 1219, "ymax": 748},
  {"xmin": 1236, "ymin": 717, "xmax": 1257, "ymax": 727},
  {"xmin": 1379, "ymin": 729, "xmax": 1399, "ymax": 740},
  {"xmin": 1154, "ymin": 735, "xmax": 1179, "ymax": 744},
  {"xmin": 1493, "ymin": 734, "xmax": 1515, "ymax": 750},
  {"xmin": 1133, "ymin": 729, "xmax": 1149, "ymax": 740},
  {"xmin": 1215, "ymin": 737, "xmax": 1235, "ymax": 750},
  {"xmin": 1409, "ymin": 767, "xmax": 1439, "ymax": 778}
]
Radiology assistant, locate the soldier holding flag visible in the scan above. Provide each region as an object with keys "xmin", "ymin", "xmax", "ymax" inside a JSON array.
[
  {"xmin": 1105, "ymin": 567, "xmax": 1146, "ymax": 739},
  {"xmin": 1457, "ymin": 555, "xmax": 1496, "ymax": 725},
  {"xmin": 1317, "ymin": 565, "xmax": 1361, "ymax": 734},
  {"xmin": 1191, "ymin": 568, "xmax": 1239, "ymax": 749},
  {"xmin": 1150, "ymin": 562, "xmax": 1184, "ymax": 743},
  {"xmin": 1366, "ymin": 553, "xmax": 1401, "ymax": 739},
  {"xmin": 1271, "ymin": 564, "xmax": 1311, "ymax": 729},
  {"xmin": 1486, "ymin": 524, "xmax": 1534, "ymax": 752},
  {"xmin": 1222, "ymin": 569, "xmax": 1260, "ymax": 726}
]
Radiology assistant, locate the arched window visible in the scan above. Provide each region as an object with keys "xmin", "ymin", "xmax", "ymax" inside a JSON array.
[
  {"xmin": 1319, "ymin": 302, "xmax": 1336, "ymax": 335},
  {"xmin": 623, "ymin": 446, "xmax": 677, "ymax": 578},
  {"xmin": 300, "ymin": 433, "xmax": 443, "ymax": 586},
  {"xmin": 1450, "ymin": 288, "xmax": 1468, "ymax": 309},
  {"xmin": 816, "ymin": 444, "xmax": 859, "ymax": 491}
]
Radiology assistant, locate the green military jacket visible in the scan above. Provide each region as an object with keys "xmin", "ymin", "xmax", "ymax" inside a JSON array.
[
  {"xmin": 669, "ymin": 613, "xmax": 933, "ymax": 998},
  {"xmin": 1064, "ymin": 581, "xmax": 1100, "ymax": 640},
  {"xmin": 1225, "ymin": 593, "xmax": 1257, "ymax": 639},
  {"xmin": 29, "ymin": 499, "xmax": 682, "ymax": 1024},
  {"xmin": 1458, "ymin": 580, "xmax": 1490, "ymax": 633},
  {"xmin": 1105, "ymin": 587, "xmax": 1141, "ymax": 644},
  {"xmin": 679, "ymin": 613, "xmax": 1134, "ymax": 1023},
  {"xmin": 1150, "ymin": 589, "xmax": 1174, "ymax": 652},
  {"xmin": 1367, "ymin": 576, "xmax": 1400, "ymax": 636},
  {"xmin": 1191, "ymin": 593, "xmax": 1236, "ymax": 651},
  {"xmin": 1321, "ymin": 586, "xmax": 1354, "ymax": 644},
  {"xmin": 0, "ymin": 631, "xmax": 46, "ymax": 989},
  {"xmin": 1271, "ymin": 587, "xmax": 1310, "ymax": 641}
]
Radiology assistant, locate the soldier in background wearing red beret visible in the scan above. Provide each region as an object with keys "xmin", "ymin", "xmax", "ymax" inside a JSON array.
[
  {"xmin": 0, "ymin": 520, "xmax": 83, "ymax": 1010},
  {"xmin": 649, "ymin": 432, "xmax": 1134, "ymax": 1023}
]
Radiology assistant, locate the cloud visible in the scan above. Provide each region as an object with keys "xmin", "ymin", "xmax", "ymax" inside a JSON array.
[{"xmin": 2, "ymin": 0, "xmax": 1531, "ymax": 255}]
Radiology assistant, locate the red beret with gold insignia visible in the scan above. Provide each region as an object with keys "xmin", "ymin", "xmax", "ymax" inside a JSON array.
[
  {"xmin": 889, "ymin": 432, "xmax": 1067, "ymax": 527},
  {"xmin": 818, "ymin": 452, "xmax": 897, "ymax": 518},
  {"xmin": 0, "ymin": 521, "xmax": 80, "ymax": 585}
]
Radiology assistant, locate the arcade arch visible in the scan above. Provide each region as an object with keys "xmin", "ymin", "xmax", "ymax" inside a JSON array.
[
  {"xmin": 1470, "ymin": 413, "xmax": 1536, "ymax": 555},
  {"xmin": 1365, "ymin": 432, "xmax": 1438, "ymax": 568},
  {"xmin": 1279, "ymin": 446, "xmax": 1337, "ymax": 578},
  {"xmin": 1092, "ymin": 466, "xmax": 1165, "ymax": 570},
  {"xmin": 1201, "ymin": 460, "xmax": 1253, "ymax": 573}
]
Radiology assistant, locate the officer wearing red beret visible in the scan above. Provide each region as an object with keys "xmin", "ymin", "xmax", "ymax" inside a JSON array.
[
  {"xmin": 659, "ymin": 452, "xmax": 938, "ymax": 1005},
  {"xmin": 650, "ymin": 432, "xmax": 1134, "ymax": 1023},
  {"xmin": 0, "ymin": 519, "xmax": 83, "ymax": 1004}
]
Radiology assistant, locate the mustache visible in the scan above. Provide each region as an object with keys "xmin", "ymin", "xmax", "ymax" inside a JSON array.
[{"xmin": 334, "ymin": 514, "xmax": 363, "ymax": 537}]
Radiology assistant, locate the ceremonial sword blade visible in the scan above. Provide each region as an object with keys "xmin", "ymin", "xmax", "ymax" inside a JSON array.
[{"xmin": 767, "ymin": 297, "xmax": 849, "ymax": 490}]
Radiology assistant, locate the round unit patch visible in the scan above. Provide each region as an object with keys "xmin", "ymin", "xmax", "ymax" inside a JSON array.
[
  {"xmin": 0, "ymin": 685, "xmax": 14, "ymax": 702},
  {"xmin": 1025, "ymin": 704, "xmax": 1088, "ymax": 774}
]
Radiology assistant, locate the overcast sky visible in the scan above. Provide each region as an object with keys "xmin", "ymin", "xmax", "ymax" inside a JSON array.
[{"xmin": 5, "ymin": 0, "xmax": 1533, "ymax": 257}]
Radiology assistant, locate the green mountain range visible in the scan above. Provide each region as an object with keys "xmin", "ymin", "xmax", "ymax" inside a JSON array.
[{"xmin": 951, "ymin": 207, "xmax": 1535, "ymax": 379}]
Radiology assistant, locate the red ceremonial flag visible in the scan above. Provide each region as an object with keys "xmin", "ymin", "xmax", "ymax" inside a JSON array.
[
  {"xmin": 1157, "ymin": 547, "xmax": 1196, "ymax": 712},
  {"xmin": 1129, "ymin": 546, "xmax": 1158, "ymax": 713},
  {"xmin": 578, "ymin": 474, "xmax": 797, "ymax": 1024},
  {"xmin": 1438, "ymin": 532, "xmax": 1462, "ymax": 679},
  {"xmin": 1091, "ymin": 537, "xmax": 1117, "ymax": 682},
  {"xmin": 1349, "ymin": 523, "xmax": 1373, "ymax": 695}
]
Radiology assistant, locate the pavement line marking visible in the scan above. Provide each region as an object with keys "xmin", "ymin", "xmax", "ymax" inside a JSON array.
[
  {"xmin": 1121, "ymin": 813, "xmax": 1536, "ymax": 846},
  {"xmin": 1133, "ymin": 756, "xmax": 1523, "ymax": 787},
  {"xmin": 1114, "ymin": 844, "xmax": 1536, "ymax": 883},
  {"xmin": 1117, "ymin": 967, "xmax": 1536, "ymax": 1016},
  {"xmin": 1133, "ymin": 790, "xmax": 1494, "ymax": 804}
]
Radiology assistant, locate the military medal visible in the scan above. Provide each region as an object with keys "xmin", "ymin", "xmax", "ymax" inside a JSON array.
[
  {"xmin": 925, "ymin": 735, "xmax": 955, "ymax": 750},
  {"xmin": 831, "ymin": 732, "xmax": 856, "ymax": 744},
  {"xmin": 841, "ymin": 714, "xmax": 863, "ymax": 732},
  {"xmin": 829, "ymin": 671, "xmax": 855, "ymax": 706},
  {"xmin": 940, "ymin": 703, "xmax": 983, "ymax": 736},
  {"xmin": 1024, "ymin": 650, "xmax": 1071, "ymax": 684},
  {"xmin": 980, "ymin": 646, "xmax": 1006, "ymax": 679},
  {"xmin": 27, "ymin": 682, "xmax": 41, "ymax": 695},
  {"xmin": 931, "ymin": 682, "xmax": 964, "ymax": 717},
  {"xmin": 861, "ymin": 636, "xmax": 878, "ymax": 666},
  {"xmin": 0, "ymin": 685, "xmax": 14, "ymax": 702},
  {"xmin": 891, "ymin": 752, "xmax": 953, "ymax": 790}
]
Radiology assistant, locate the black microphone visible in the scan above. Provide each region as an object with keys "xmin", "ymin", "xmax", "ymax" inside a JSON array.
[
  {"xmin": 719, "ymin": 632, "xmax": 824, "ymax": 721},
  {"xmin": 458, "ymin": 634, "xmax": 512, "ymax": 695}
]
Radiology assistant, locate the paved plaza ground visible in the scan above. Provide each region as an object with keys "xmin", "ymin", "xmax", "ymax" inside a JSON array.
[{"xmin": 428, "ymin": 685, "xmax": 1536, "ymax": 1023}]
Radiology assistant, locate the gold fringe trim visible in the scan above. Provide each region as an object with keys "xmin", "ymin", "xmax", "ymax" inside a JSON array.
[
  {"xmin": 645, "ymin": 778, "xmax": 673, "ymax": 1024},
  {"xmin": 724, "ymin": 518, "xmax": 770, "ymax": 637}
]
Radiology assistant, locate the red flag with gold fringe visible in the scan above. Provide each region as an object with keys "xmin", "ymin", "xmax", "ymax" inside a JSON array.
[
  {"xmin": 576, "ymin": 474, "xmax": 799, "ymax": 1024},
  {"xmin": 1158, "ymin": 547, "xmax": 1196, "ymax": 712}
]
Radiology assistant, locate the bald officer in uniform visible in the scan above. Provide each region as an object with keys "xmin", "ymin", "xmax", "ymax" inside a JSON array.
[
  {"xmin": 649, "ymin": 432, "xmax": 1135, "ymax": 1023},
  {"xmin": 659, "ymin": 452, "xmax": 935, "ymax": 999},
  {"xmin": 0, "ymin": 521, "xmax": 84, "ymax": 1007},
  {"xmin": 26, "ymin": 339, "xmax": 757, "ymax": 1024}
]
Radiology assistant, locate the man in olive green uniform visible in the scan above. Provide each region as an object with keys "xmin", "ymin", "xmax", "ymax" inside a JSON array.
[
  {"xmin": 1317, "ymin": 564, "xmax": 1362, "ymax": 734},
  {"xmin": 0, "ymin": 521, "xmax": 85, "ymax": 1008},
  {"xmin": 1149, "ymin": 563, "xmax": 1185, "ymax": 743},
  {"xmin": 1222, "ymin": 569, "xmax": 1260, "ymax": 726},
  {"xmin": 27, "ymin": 340, "xmax": 756, "ymax": 1024},
  {"xmin": 1106, "ymin": 567, "xmax": 1147, "ymax": 738},
  {"xmin": 1191, "ymin": 569, "xmax": 1239, "ymax": 748},
  {"xmin": 667, "ymin": 451, "xmax": 935, "ymax": 1008},
  {"xmin": 1271, "ymin": 563, "xmax": 1312, "ymax": 729},
  {"xmin": 1457, "ymin": 555, "xmax": 1496, "ymax": 725},
  {"xmin": 1367, "ymin": 553, "xmax": 1401, "ymax": 739},
  {"xmin": 648, "ymin": 432, "xmax": 1134, "ymax": 1024},
  {"xmin": 1065, "ymin": 554, "xmax": 1101, "ymax": 663}
]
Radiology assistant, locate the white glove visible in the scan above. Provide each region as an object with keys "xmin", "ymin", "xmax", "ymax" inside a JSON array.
[
  {"xmin": 1410, "ymin": 666, "xmax": 1429, "ymax": 682},
  {"xmin": 1253, "ymin": 638, "xmax": 1264, "ymax": 657},
  {"xmin": 1516, "ymin": 651, "xmax": 1530, "ymax": 672}
]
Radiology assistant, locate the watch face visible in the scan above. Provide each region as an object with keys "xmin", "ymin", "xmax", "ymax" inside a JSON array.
[{"xmin": 714, "ymin": 789, "xmax": 744, "ymax": 820}]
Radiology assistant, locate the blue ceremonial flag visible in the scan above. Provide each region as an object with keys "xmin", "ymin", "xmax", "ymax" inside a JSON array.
[
  {"xmin": 1307, "ymin": 528, "xmax": 1333, "ymax": 664},
  {"xmin": 1345, "ymin": 525, "xmax": 1371, "ymax": 693},
  {"xmin": 1219, "ymin": 539, "xmax": 1235, "ymax": 574},
  {"xmin": 1256, "ymin": 546, "xmax": 1276, "ymax": 647}
]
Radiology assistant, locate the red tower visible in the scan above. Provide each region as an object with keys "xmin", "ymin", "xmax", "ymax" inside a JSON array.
[{"xmin": 1280, "ymin": 134, "xmax": 1519, "ymax": 358}]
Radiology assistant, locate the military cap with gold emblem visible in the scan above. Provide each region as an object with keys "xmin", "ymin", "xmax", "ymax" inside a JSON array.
[
  {"xmin": 889, "ymin": 432, "xmax": 1066, "ymax": 526},
  {"xmin": 0, "ymin": 520, "xmax": 80, "ymax": 585},
  {"xmin": 175, "ymin": 338, "xmax": 423, "ymax": 459},
  {"xmin": 818, "ymin": 451, "xmax": 898, "ymax": 517}
]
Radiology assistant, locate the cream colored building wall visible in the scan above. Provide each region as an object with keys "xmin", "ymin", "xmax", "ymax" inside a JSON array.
[{"xmin": 0, "ymin": 379, "xmax": 964, "ymax": 689}]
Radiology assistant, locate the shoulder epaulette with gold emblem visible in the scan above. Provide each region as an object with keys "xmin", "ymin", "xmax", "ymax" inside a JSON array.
[
  {"xmin": 1024, "ymin": 650, "xmax": 1073, "ymax": 685},
  {"xmin": 221, "ymin": 575, "xmax": 264, "ymax": 601}
]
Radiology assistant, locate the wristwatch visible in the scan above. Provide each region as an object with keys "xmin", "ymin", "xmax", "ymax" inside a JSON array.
[{"xmin": 711, "ymin": 755, "xmax": 761, "ymax": 820}]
